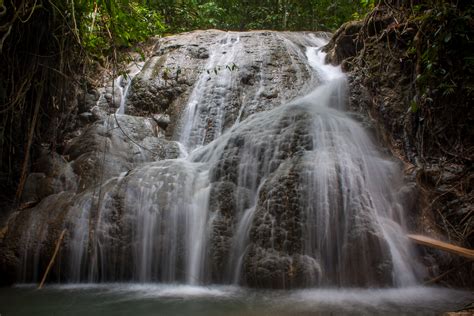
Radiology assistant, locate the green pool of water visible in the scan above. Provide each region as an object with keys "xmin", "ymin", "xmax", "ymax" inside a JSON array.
[{"xmin": 0, "ymin": 284, "xmax": 472, "ymax": 316}]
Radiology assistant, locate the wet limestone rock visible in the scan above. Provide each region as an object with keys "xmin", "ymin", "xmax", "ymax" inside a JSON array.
[
  {"xmin": 21, "ymin": 150, "xmax": 77, "ymax": 204},
  {"xmin": 126, "ymin": 30, "xmax": 321, "ymax": 141},
  {"xmin": 67, "ymin": 114, "xmax": 180, "ymax": 191}
]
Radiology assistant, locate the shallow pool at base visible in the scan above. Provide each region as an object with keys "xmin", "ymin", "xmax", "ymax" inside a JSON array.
[{"xmin": 0, "ymin": 284, "xmax": 472, "ymax": 316}]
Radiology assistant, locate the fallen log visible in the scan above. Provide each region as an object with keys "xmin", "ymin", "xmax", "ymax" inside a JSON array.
[
  {"xmin": 407, "ymin": 234, "xmax": 474, "ymax": 260},
  {"xmin": 38, "ymin": 228, "xmax": 67, "ymax": 289}
]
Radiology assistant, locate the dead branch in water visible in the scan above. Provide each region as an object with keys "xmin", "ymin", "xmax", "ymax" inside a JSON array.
[{"xmin": 38, "ymin": 228, "xmax": 67, "ymax": 289}]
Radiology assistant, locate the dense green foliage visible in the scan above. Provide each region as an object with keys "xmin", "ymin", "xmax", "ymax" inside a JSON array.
[
  {"xmin": 76, "ymin": 1, "xmax": 165, "ymax": 57},
  {"xmin": 2, "ymin": 0, "xmax": 369, "ymax": 62},
  {"xmin": 75, "ymin": 0, "xmax": 367, "ymax": 56},
  {"xmin": 410, "ymin": 1, "xmax": 474, "ymax": 112},
  {"xmin": 149, "ymin": 0, "xmax": 366, "ymax": 32}
]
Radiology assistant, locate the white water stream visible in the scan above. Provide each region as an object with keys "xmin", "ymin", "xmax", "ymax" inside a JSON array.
[{"xmin": 115, "ymin": 62, "xmax": 144, "ymax": 114}]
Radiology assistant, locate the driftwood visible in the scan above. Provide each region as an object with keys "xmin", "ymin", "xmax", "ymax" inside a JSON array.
[
  {"xmin": 407, "ymin": 234, "xmax": 474, "ymax": 260},
  {"xmin": 38, "ymin": 229, "xmax": 67, "ymax": 289}
]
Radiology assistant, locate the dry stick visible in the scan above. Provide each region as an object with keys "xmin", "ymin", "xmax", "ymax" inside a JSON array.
[{"xmin": 38, "ymin": 228, "xmax": 67, "ymax": 289}]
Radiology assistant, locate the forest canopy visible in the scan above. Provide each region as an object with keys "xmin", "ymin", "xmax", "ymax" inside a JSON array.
[{"xmin": 67, "ymin": 0, "xmax": 368, "ymax": 56}]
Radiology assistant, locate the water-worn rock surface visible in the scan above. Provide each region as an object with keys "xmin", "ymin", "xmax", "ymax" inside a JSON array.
[
  {"xmin": 127, "ymin": 30, "xmax": 323, "ymax": 145},
  {"xmin": 1, "ymin": 30, "xmax": 423, "ymax": 289}
]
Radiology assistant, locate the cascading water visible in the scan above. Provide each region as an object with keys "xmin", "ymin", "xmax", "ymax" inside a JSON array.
[
  {"xmin": 115, "ymin": 62, "xmax": 144, "ymax": 115},
  {"xmin": 178, "ymin": 33, "xmax": 242, "ymax": 150},
  {"xmin": 8, "ymin": 32, "xmax": 424, "ymax": 288}
]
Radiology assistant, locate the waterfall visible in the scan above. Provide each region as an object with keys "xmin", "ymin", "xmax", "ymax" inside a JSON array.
[
  {"xmin": 178, "ymin": 34, "xmax": 242, "ymax": 151},
  {"xmin": 11, "ymin": 32, "xmax": 423, "ymax": 288},
  {"xmin": 115, "ymin": 62, "xmax": 143, "ymax": 114}
]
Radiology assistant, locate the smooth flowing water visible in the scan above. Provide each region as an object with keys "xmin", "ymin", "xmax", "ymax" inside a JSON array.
[
  {"xmin": 115, "ymin": 62, "xmax": 144, "ymax": 115},
  {"xmin": 1, "ymin": 284, "xmax": 472, "ymax": 316}
]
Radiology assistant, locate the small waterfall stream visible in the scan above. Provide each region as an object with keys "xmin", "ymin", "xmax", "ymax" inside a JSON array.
[
  {"xmin": 115, "ymin": 62, "xmax": 144, "ymax": 115},
  {"xmin": 178, "ymin": 33, "xmax": 242, "ymax": 150},
  {"xmin": 11, "ymin": 32, "xmax": 424, "ymax": 288}
]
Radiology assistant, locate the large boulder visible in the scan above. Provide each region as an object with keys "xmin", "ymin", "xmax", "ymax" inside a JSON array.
[{"xmin": 126, "ymin": 30, "xmax": 324, "ymax": 140}]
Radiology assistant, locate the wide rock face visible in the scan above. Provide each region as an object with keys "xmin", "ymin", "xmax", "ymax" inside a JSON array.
[
  {"xmin": 126, "ymin": 30, "xmax": 323, "ymax": 147},
  {"xmin": 0, "ymin": 30, "xmax": 421, "ymax": 289}
]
